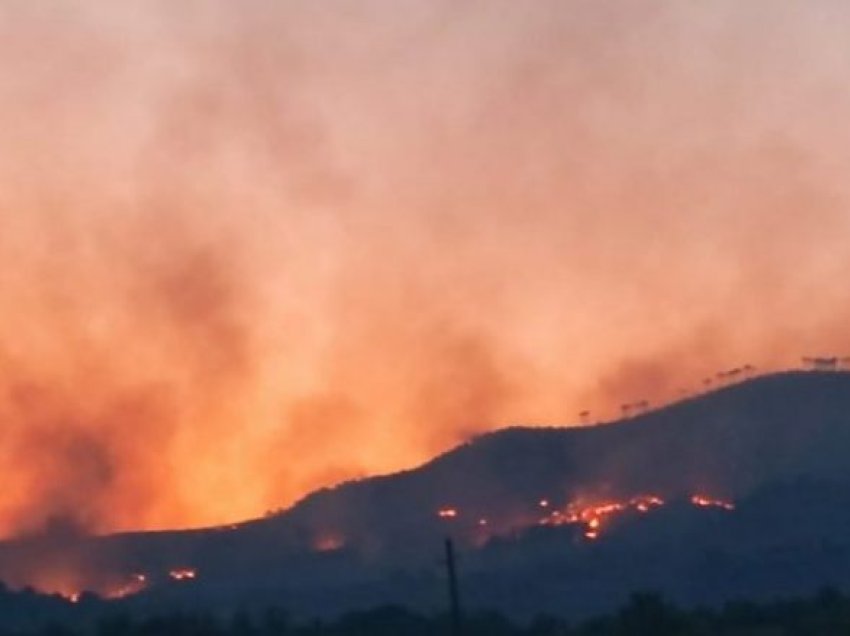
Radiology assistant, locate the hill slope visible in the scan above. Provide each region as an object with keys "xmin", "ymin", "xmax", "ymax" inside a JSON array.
[
  {"xmin": 2, "ymin": 371, "xmax": 850, "ymax": 618},
  {"xmin": 283, "ymin": 370, "xmax": 850, "ymax": 552}
]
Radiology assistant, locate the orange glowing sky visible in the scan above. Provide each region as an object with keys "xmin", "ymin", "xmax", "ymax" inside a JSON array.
[{"xmin": 1, "ymin": 1, "xmax": 850, "ymax": 536}]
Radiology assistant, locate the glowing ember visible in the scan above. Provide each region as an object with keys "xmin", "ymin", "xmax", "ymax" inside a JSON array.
[
  {"xmin": 103, "ymin": 573, "xmax": 148, "ymax": 600},
  {"xmin": 536, "ymin": 493, "xmax": 735, "ymax": 541},
  {"xmin": 634, "ymin": 495, "xmax": 665, "ymax": 512},
  {"xmin": 541, "ymin": 499, "xmax": 625, "ymax": 538},
  {"xmin": 169, "ymin": 568, "xmax": 197, "ymax": 581},
  {"xmin": 36, "ymin": 493, "xmax": 739, "ymax": 594},
  {"xmin": 313, "ymin": 534, "xmax": 346, "ymax": 552},
  {"xmin": 690, "ymin": 495, "xmax": 735, "ymax": 510},
  {"xmin": 540, "ymin": 493, "xmax": 667, "ymax": 540}
]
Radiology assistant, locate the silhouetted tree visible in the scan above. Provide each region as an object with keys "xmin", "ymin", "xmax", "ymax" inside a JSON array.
[{"xmin": 615, "ymin": 592, "xmax": 686, "ymax": 636}]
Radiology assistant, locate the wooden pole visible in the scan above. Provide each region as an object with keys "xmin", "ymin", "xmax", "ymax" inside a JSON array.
[{"xmin": 445, "ymin": 537, "xmax": 462, "ymax": 636}]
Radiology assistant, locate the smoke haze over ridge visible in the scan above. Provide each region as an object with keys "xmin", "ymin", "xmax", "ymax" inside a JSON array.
[{"xmin": 1, "ymin": 0, "xmax": 850, "ymax": 535}]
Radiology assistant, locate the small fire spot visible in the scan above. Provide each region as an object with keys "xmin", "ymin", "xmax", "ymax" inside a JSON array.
[{"xmin": 169, "ymin": 568, "xmax": 197, "ymax": 581}]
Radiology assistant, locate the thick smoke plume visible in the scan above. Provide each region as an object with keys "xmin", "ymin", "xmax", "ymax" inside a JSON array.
[{"xmin": 1, "ymin": 0, "xmax": 850, "ymax": 534}]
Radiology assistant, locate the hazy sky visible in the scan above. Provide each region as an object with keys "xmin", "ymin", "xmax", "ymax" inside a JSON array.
[{"xmin": 1, "ymin": 0, "xmax": 850, "ymax": 535}]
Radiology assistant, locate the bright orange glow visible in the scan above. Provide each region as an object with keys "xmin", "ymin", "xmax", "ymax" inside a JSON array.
[{"xmin": 438, "ymin": 508, "xmax": 459, "ymax": 519}]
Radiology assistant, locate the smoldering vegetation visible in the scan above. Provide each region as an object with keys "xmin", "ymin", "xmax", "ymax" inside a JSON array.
[{"xmin": 1, "ymin": 1, "xmax": 850, "ymax": 534}]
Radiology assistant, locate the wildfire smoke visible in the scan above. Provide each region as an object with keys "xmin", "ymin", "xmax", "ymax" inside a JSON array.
[{"xmin": 2, "ymin": 1, "xmax": 850, "ymax": 538}]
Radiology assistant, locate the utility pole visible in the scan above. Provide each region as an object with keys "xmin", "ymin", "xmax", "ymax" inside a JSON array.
[{"xmin": 444, "ymin": 537, "xmax": 462, "ymax": 636}]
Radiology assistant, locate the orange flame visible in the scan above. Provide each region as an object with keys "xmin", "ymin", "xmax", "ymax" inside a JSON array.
[
  {"xmin": 540, "ymin": 494, "xmax": 668, "ymax": 540},
  {"xmin": 168, "ymin": 568, "xmax": 197, "ymax": 581},
  {"xmin": 690, "ymin": 495, "xmax": 735, "ymax": 510}
]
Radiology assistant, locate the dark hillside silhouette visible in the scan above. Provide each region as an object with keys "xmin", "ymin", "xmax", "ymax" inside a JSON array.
[{"xmin": 1, "ymin": 372, "xmax": 850, "ymax": 618}]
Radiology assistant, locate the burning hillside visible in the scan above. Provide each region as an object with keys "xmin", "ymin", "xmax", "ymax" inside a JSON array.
[
  {"xmin": 539, "ymin": 494, "xmax": 668, "ymax": 539},
  {"xmin": 40, "ymin": 567, "xmax": 200, "ymax": 605},
  {"xmin": 8, "ymin": 492, "xmax": 739, "ymax": 603},
  {"xmin": 436, "ymin": 493, "xmax": 734, "ymax": 543},
  {"xmin": 0, "ymin": 372, "xmax": 848, "ymax": 616}
]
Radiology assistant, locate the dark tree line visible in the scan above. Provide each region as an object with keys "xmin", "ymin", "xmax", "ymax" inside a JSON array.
[{"xmin": 4, "ymin": 588, "xmax": 850, "ymax": 635}]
